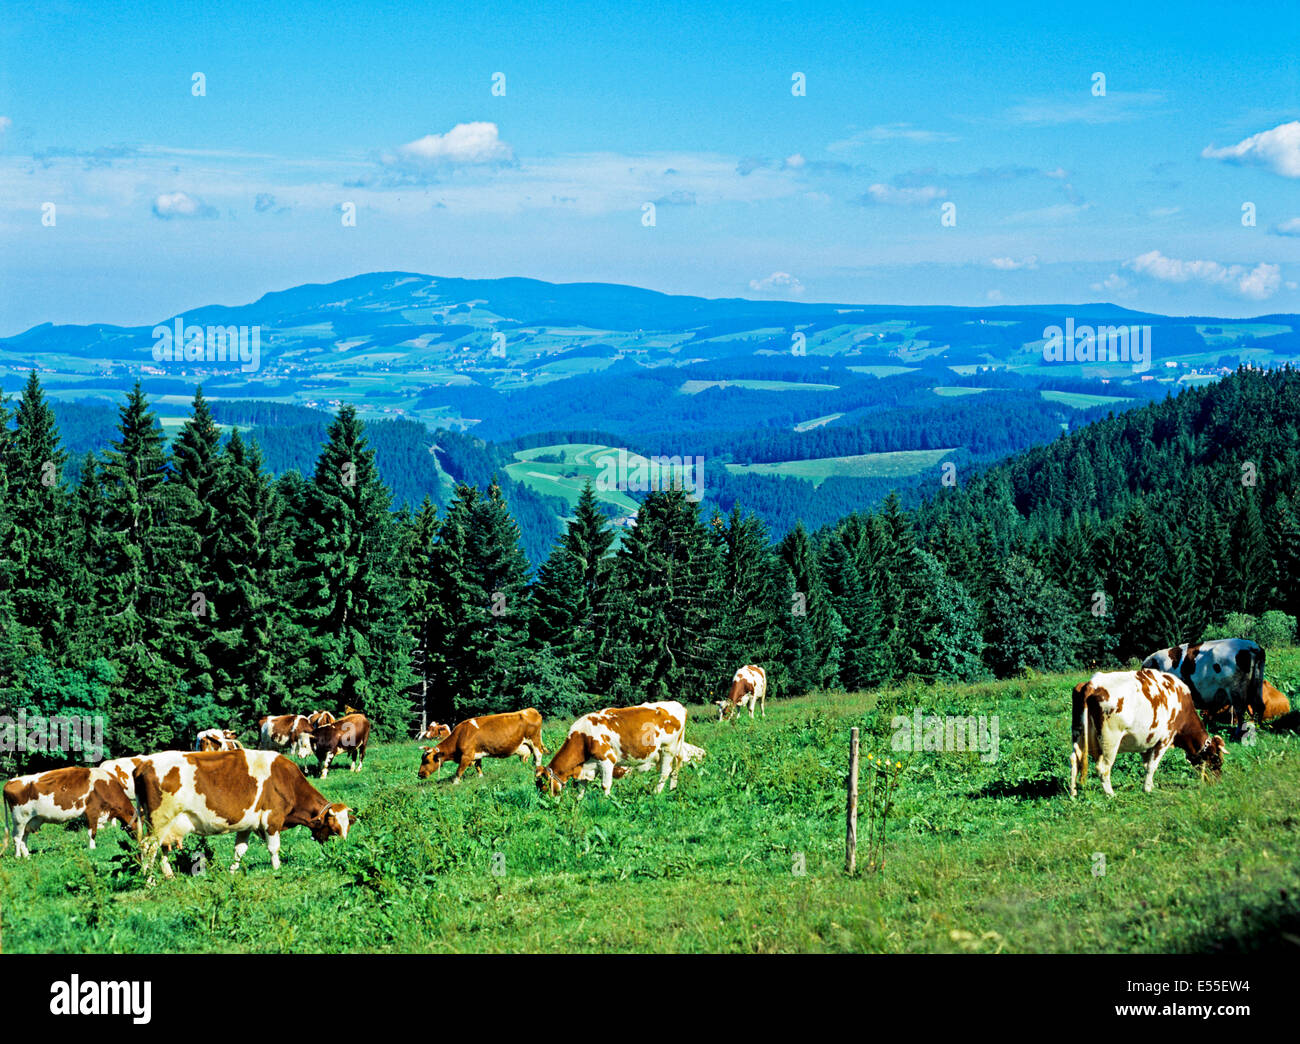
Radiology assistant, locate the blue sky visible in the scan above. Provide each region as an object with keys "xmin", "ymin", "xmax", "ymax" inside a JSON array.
[{"xmin": 1, "ymin": 0, "xmax": 1298, "ymax": 332}]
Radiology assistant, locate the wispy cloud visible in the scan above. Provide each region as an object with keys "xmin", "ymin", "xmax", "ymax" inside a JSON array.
[
  {"xmin": 1126, "ymin": 249, "xmax": 1282, "ymax": 300},
  {"xmin": 1005, "ymin": 91, "xmax": 1164, "ymax": 125},
  {"xmin": 828, "ymin": 123, "xmax": 959, "ymax": 150},
  {"xmin": 1202, "ymin": 121, "xmax": 1300, "ymax": 178},
  {"xmin": 988, "ymin": 256, "xmax": 1038, "ymax": 271},
  {"xmin": 1273, "ymin": 217, "xmax": 1300, "ymax": 237},
  {"xmin": 856, "ymin": 183, "xmax": 946, "ymax": 207}
]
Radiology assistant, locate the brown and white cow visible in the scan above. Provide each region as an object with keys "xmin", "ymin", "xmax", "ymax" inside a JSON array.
[
  {"xmin": 194, "ymin": 729, "xmax": 244, "ymax": 752},
  {"xmin": 1142, "ymin": 639, "xmax": 1265, "ymax": 739},
  {"xmin": 133, "ymin": 749, "xmax": 355, "ymax": 877},
  {"xmin": 311, "ymin": 714, "xmax": 370, "ymax": 779},
  {"xmin": 307, "ymin": 710, "xmax": 337, "ymax": 730},
  {"xmin": 418, "ymin": 709, "xmax": 547, "ymax": 783},
  {"xmin": 417, "ymin": 722, "xmax": 452, "ymax": 741},
  {"xmin": 1070, "ymin": 669, "xmax": 1226, "ymax": 798},
  {"xmin": 536, "ymin": 701, "xmax": 688, "ymax": 798},
  {"xmin": 3, "ymin": 766, "xmax": 138, "ymax": 858},
  {"xmin": 258, "ymin": 714, "xmax": 314, "ymax": 760},
  {"xmin": 716, "ymin": 665, "xmax": 766, "ymax": 723}
]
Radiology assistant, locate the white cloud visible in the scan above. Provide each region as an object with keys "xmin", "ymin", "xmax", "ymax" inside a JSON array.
[
  {"xmin": 986, "ymin": 289, "xmax": 1004, "ymax": 302},
  {"xmin": 1202, "ymin": 121, "xmax": 1300, "ymax": 178},
  {"xmin": 829, "ymin": 124, "xmax": 958, "ymax": 150},
  {"xmin": 784, "ymin": 153, "xmax": 806, "ymax": 169},
  {"xmin": 0, "ymin": 116, "xmax": 11, "ymax": 135},
  {"xmin": 151, "ymin": 191, "xmax": 217, "ymax": 219},
  {"xmin": 1005, "ymin": 91, "xmax": 1163, "ymax": 126},
  {"xmin": 1091, "ymin": 273, "xmax": 1130, "ymax": 294},
  {"xmin": 748, "ymin": 271, "xmax": 805, "ymax": 295},
  {"xmin": 1272, "ymin": 216, "xmax": 1300, "ymax": 237},
  {"xmin": 1126, "ymin": 249, "xmax": 1282, "ymax": 300},
  {"xmin": 391, "ymin": 122, "xmax": 514, "ymax": 166},
  {"xmin": 1044, "ymin": 166, "xmax": 1069, "ymax": 180},
  {"xmin": 989, "ymin": 255, "xmax": 1038, "ymax": 271},
  {"xmin": 859, "ymin": 183, "xmax": 946, "ymax": 206}
]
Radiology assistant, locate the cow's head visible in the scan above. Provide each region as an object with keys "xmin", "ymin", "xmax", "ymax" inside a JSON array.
[
  {"xmin": 535, "ymin": 765, "xmax": 563, "ymax": 796},
  {"xmin": 423, "ymin": 723, "xmax": 451, "ymax": 741},
  {"xmin": 308, "ymin": 802, "xmax": 355, "ymax": 843},
  {"xmin": 417, "ymin": 746, "xmax": 446, "ymax": 780},
  {"xmin": 1190, "ymin": 735, "xmax": 1226, "ymax": 777},
  {"xmin": 715, "ymin": 699, "xmax": 733, "ymax": 722}
]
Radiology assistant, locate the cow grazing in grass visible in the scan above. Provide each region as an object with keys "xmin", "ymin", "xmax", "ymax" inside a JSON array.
[
  {"xmin": 418, "ymin": 709, "xmax": 547, "ymax": 783},
  {"xmin": 1207, "ymin": 680, "xmax": 1290, "ymax": 726},
  {"xmin": 3, "ymin": 766, "xmax": 138, "ymax": 858},
  {"xmin": 194, "ymin": 729, "xmax": 244, "ymax": 752},
  {"xmin": 1142, "ymin": 639, "xmax": 1265, "ymax": 739},
  {"xmin": 536, "ymin": 701, "xmax": 688, "ymax": 798},
  {"xmin": 311, "ymin": 714, "xmax": 370, "ymax": 779},
  {"xmin": 716, "ymin": 665, "xmax": 766, "ymax": 722},
  {"xmin": 133, "ymin": 749, "xmax": 354, "ymax": 877},
  {"xmin": 258, "ymin": 714, "xmax": 314, "ymax": 760},
  {"xmin": 1070, "ymin": 669, "xmax": 1225, "ymax": 798},
  {"xmin": 307, "ymin": 711, "xmax": 337, "ymax": 729},
  {"xmin": 418, "ymin": 722, "xmax": 452, "ymax": 741}
]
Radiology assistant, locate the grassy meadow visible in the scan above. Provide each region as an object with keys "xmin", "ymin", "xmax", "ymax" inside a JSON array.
[{"xmin": 3, "ymin": 654, "xmax": 1300, "ymax": 954}]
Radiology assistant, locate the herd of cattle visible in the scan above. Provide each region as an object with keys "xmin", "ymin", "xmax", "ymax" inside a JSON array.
[
  {"xmin": 0, "ymin": 642, "xmax": 1292, "ymax": 874},
  {"xmin": 0, "ymin": 665, "xmax": 764, "ymax": 874}
]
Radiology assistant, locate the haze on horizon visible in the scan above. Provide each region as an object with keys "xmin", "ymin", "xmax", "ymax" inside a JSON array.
[{"xmin": 1, "ymin": 0, "xmax": 1298, "ymax": 334}]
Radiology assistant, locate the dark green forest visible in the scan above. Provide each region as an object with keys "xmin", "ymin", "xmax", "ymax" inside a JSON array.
[{"xmin": 1, "ymin": 366, "xmax": 1295, "ymax": 770}]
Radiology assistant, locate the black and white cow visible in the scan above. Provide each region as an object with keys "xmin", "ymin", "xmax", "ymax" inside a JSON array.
[{"xmin": 1142, "ymin": 639, "xmax": 1265, "ymax": 740}]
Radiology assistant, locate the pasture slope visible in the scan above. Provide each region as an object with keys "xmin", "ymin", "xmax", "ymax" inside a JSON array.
[{"xmin": 3, "ymin": 654, "xmax": 1300, "ymax": 954}]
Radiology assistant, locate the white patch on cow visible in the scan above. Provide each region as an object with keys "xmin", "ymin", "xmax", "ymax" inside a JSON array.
[{"xmin": 566, "ymin": 700, "xmax": 688, "ymax": 796}]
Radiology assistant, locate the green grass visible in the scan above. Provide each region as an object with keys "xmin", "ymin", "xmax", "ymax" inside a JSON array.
[
  {"xmin": 679, "ymin": 379, "xmax": 838, "ymax": 395},
  {"xmin": 1040, "ymin": 390, "xmax": 1133, "ymax": 409},
  {"xmin": 793, "ymin": 413, "xmax": 844, "ymax": 432},
  {"xmin": 4, "ymin": 657, "xmax": 1299, "ymax": 953},
  {"xmin": 725, "ymin": 448, "xmax": 956, "ymax": 487},
  {"xmin": 932, "ymin": 386, "xmax": 989, "ymax": 397}
]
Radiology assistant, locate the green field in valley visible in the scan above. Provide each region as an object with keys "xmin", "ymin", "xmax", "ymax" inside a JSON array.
[
  {"xmin": 5, "ymin": 655, "xmax": 1298, "ymax": 953},
  {"xmin": 725, "ymin": 448, "xmax": 956, "ymax": 487},
  {"xmin": 1040, "ymin": 390, "xmax": 1133, "ymax": 409}
]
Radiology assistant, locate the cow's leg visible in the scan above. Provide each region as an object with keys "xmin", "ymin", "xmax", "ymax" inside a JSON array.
[
  {"xmin": 1141, "ymin": 743, "xmax": 1170, "ymax": 794},
  {"xmin": 265, "ymin": 830, "xmax": 281, "ymax": 871},
  {"xmin": 600, "ymin": 759, "xmax": 616, "ymax": 797},
  {"xmin": 1097, "ymin": 732, "xmax": 1121, "ymax": 797},
  {"xmin": 453, "ymin": 754, "xmax": 472, "ymax": 784},
  {"xmin": 320, "ymin": 751, "xmax": 334, "ymax": 779},
  {"xmin": 12, "ymin": 815, "xmax": 30, "ymax": 858},
  {"xmin": 760, "ymin": 689, "xmax": 766, "ymax": 719},
  {"xmin": 230, "ymin": 831, "xmax": 251, "ymax": 873}
]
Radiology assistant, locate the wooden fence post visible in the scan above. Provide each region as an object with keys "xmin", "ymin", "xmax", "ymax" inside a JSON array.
[{"xmin": 846, "ymin": 726, "xmax": 859, "ymax": 875}]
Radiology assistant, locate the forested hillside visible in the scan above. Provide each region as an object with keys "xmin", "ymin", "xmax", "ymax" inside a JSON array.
[{"xmin": 1, "ymin": 367, "xmax": 1295, "ymax": 772}]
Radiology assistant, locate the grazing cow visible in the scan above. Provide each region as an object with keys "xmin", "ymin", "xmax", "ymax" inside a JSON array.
[
  {"xmin": 679, "ymin": 741, "xmax": 707, "ymax": 766},
  {"xmin": 1207, "ymin": 680, "xmax": 1291, "ymax": 726},
  {"xmin": 418, "ymin": 722, "xmax": 452, "ymax": 741},
  {"xmin": 311, "ymin": 714, "xmax": 370, "ymax": 779},
  {"xmin": 3, "ymin": 766, "xmax": 138, "ymax": 858},
  {"xmin": 716, "ymin": 665, "xmax": 767, "ymax": 722},
  {"xmin": 418, "ymin": 709, "xmax": 547, "ymax": 783},
  {"xmin": 1142, "ymin": 639, "xmax": 1265, "ymax": 739},
  {"xmin": 133, "ymin": 749, "xmax": 354, "ymax": 877},
  {"xmin": 1070, "ymin": 669, "xmax": 1226, "ymax": 798},
  {"xmin": 194, "ymin": 729, "xmax": 244, "ymax": 752},
  {"xmin": 307, "ymin": 711, "xmax": 337, "ymax": 729},
  {"xmin": 536, "ymin": 701, "xmax": 688, "ymax": 798},
  {"xmin": 258, "ymin": 714, "xmax": 314, "ymax": 760},
  {"xmin": 97, "ymin": 755, "xmax": 152, "ymax": 802}
]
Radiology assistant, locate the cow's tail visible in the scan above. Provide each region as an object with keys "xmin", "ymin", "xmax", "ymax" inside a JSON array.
[
  {"xmin": 1072, "ymin": 682, "xmax": 1090, "ymax": 786},
  {"xmin": 2, "ymin": 790, "xmax": 12, "ymax": 856}
]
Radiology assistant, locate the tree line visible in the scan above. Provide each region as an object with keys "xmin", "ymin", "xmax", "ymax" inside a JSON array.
[{"xmin": 1, "ymin": 366, "xmax": 1295, "ymax": 771}]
